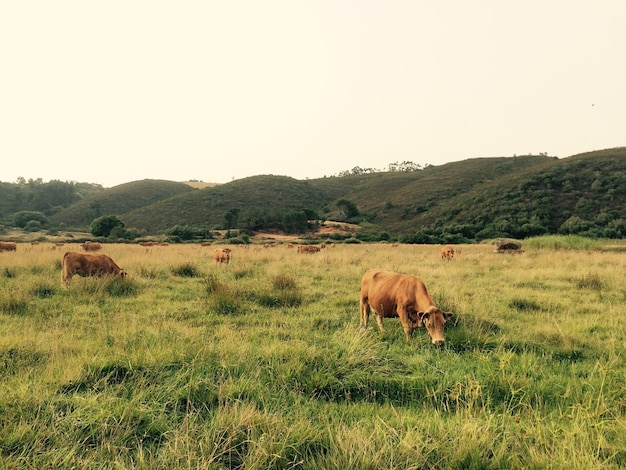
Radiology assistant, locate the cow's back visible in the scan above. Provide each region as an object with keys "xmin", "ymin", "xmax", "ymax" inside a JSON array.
[{"xmin": 361, "ymin": 269, "xmax": 432, "ymax": 313}]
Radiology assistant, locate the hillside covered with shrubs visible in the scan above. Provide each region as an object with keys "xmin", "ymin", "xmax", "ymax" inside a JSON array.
[{"xmin": 2, "ymin": 147, "xmax": 626, "ymax": 243}]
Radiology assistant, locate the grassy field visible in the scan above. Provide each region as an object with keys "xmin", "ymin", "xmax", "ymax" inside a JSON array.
[{"xmin": 1, "ymin": 240, "xmax": 625, "ymax": 468}]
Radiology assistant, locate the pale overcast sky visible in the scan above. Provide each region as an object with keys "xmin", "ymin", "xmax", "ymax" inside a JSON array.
[{"xmin": 1, "ymin": 1, "xmax": 624, "ymax": 187}]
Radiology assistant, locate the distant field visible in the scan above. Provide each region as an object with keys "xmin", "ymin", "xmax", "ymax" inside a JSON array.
[{"xmin": 1, "ymin": 241, "xmax": 625, "ymax": 468}]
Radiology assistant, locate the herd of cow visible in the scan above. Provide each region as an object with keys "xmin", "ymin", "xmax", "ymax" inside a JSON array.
[{"xmin": 0, "ymin": 239, "xmax": 508, "ymax": 346}]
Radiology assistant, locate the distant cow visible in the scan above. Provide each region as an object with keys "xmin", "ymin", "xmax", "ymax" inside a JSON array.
[
  {"xmin": 441, "ymin": 245, "xmax": 455, "ymax": 260},
  {"xmin": 62, "ymin": 251, "xmax": 127, "ymax": 285},
  {"xmin": 0, "ymin": 241, "xmax": 17, "ymax": 252},
  {"xmin": 213, "ymin": 248, "xmax": 232, "ymax": 265},
  {"xmin": 297, "ymin": 245, "xmax": 320, "ymax": 254},
  {"xmin": 81, "ymin": 242, "xmax": 102, "ymax": 252},
  {"xmin": 495, "ymin": 239, "xmax": 524, "ymax": 254},
  {"xmin": 360, "ymin": 269, "xmax": 454, "ymax": 345}
]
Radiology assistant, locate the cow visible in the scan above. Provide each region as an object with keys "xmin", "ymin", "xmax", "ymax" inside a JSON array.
[
  {"xmin": 213, "ymin": 248, "xmax": 232, "ymax": 265},
  {"xmin": 61, "ymin": 251, "xmax": 127, "ymax": 285},
  {"xmin": 0, "ymin": 241, "xmax": 17, "ymax": 252},
  {"xmin": 441, "ymin": 245, "xmax": 455, "ymax": 260},
  {"xmin": 360, "ymin": 269, "xmax": 454, "ymax": 346},
  {"xmin": 495, "ymin": 239, "xmax": 523, "ymax": 254},
  {"xmin": 81, "ymin": 242, "xmax": 102, "ymax": 252},
  {"xmin": 297, "ymin": 245, "xmax": 320, "ymax": 254}
]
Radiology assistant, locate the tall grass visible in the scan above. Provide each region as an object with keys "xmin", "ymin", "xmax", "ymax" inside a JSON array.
[
  {"xmin": 525, "ymin": 234, "xmax": 603, "ymax": 250},
  {"xmin": 1, "ymin": 240, "xmax": 626, "ymax": 468}
]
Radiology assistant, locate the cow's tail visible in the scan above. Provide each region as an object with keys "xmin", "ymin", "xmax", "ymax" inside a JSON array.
[{"xmin": 61, "ymin": 251, "xmax": 71, "ymax": 285}]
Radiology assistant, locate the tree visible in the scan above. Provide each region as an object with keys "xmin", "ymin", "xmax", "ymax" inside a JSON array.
[
  {"xmin": 388, "ymin": 161, "xmax": 422, "ymax": 172},
  {"xmin": 558, "ymin": 216, "xmax": 592, "ymax": 235},
  {"xmin": 282, "ymin": 210, "xmax": 308, "ymax": 233},
  {"xmin": 336, "ymin": 199, "xmax": 359, "ymax": 221},
  {"xmin": 13, "ymin": 211, "xmax": 48, "ymax": 228},
  {"xmin": 224, "ymin": 208, "xmax": 240, "ymax": 230},
  {"xmin": 90, "ymin": 215, "xmax": 125, "ymax": 237}
]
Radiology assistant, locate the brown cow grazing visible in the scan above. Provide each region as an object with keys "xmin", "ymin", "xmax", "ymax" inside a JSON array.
[
  {"xmin": 62, "ymin": 251, "xmax": 127, "ymax": 285},
  {"xmin": 0, "ymin": 241, "xmax": 17, "ymax": 252},
  {"xmin": 441, "ymin": 245, "xmax": 455, "ymax": 260},
  {"xmin": 297, "ymin": 245, "xmax": 320, "ymax": 254},
  {"xmin": 81, "ymin": 242, "xmax": 102, "ymax": 252},
  {"xmin": 360, "ymin": 269, "xmax": 454, "ymax": 346},
  {"xmin": 213, "ymin": 248, "xmax": 232, "ymax": 265}
]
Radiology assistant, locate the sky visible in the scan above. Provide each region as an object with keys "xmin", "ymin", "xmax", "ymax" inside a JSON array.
[{"xmin": 1, "ymin": 1, "xmax": 625, "ymax": 188}]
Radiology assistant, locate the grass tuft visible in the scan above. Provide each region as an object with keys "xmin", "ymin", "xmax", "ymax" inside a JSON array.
[
  {"xmin": 105, "ymin": 278, "xmax": 139, "ymax": 297},
  {"xmin": 31, "ymin": 283, "xmax": 57, "ymax": 298},
  {"xmin": 575, "ymin": 272, "xmax": 605, "ymax": 290},
  {"xmin": 0, "ymin": 347, "xmax": 47, "ymax": 374},
  {"xmin": 0, "ymin": 289, "xmax": 29, "ymax": 315},
  {"xmin": 3, "ymin": 267, "xmax": 17, "ymax": 278},
  {"xmin": 509, "ymin": 298, "xmax": 542, "ymax": 311},
  {"xmin": 171, "ymin": 262, "xmax": 200, "ymax": 278}
]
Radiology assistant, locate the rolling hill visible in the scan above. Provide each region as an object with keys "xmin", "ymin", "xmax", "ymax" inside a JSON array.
[
  {"xmin": 121, "ymin": 175, "xmax": 331, "ymax": 233},
  {"xmin": 50, "ymin": 180, "xmax": 194, "ymax": 229},
  {"xmin": 19, "ymin": 147, "xmax": 626, "ymax": 241}
]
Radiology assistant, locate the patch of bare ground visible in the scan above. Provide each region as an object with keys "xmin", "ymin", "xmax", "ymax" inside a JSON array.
[
  {"xmin": 251, "ymin": 221, "xmax": 359, "ymax": 244},
  {"xmin": 182, "ymin": 181, "xmax": 220, "ymax": 189}
]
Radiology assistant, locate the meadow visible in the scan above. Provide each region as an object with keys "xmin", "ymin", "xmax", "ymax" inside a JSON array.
[{"xmin": 1, "ymin": 239, "xmax": 625, "ymax": 469}]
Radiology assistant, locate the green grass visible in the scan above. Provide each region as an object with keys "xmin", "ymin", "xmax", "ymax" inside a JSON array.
[{"xmin": 1, "ymin": 241, "xmax": 626, "ymax": 468}]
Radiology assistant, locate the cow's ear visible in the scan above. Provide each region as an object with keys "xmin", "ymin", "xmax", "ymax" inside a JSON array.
[
  {"xmin": 444, "ymin": 311, "xmax": 454, "ymax": 320},
  {"xmin": 417, "ymin": 311, "xmax": 427, "ymax": 327}
]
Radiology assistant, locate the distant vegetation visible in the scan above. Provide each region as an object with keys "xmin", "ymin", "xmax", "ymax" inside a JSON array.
[{"xmin": 2, "ymin": 148, "xmax": 626, "ymax": 243}]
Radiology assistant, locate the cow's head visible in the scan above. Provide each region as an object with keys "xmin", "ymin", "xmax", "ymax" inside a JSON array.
[
  {"xmin": 417, "ymin": 307, "xmax": 453, "ymax": 346},
  {"xmin": 119, "ymin": 270, "xmax": 128, "ymax": 279}
]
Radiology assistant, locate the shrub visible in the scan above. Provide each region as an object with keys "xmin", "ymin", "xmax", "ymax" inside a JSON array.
[
  {"xmin": 13, "ymin": 211, "xmax": 48, "ymax": 228},
  {"xmin": 24, "ymin": 220, "xmax": 42, "ymax": 232},
  {"xmin": 90, "ymin": 215, "xmax": 125, "ymax": 237}
]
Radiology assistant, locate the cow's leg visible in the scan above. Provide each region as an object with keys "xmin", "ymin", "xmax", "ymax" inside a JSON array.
[
  {"xmin": 360, "ymin": 296, "xmax": 370, "ymax": 328},
  {"xmin": 397, "ymin": 307, "xmax": 413, "ymax": 341},
  {"xmin": 374, "ymin": 313, "xmax": 385, "ymax": 333},
  {"xmin": 374, "ymin": 304, "xmax": 385, "ymax": 332}
]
